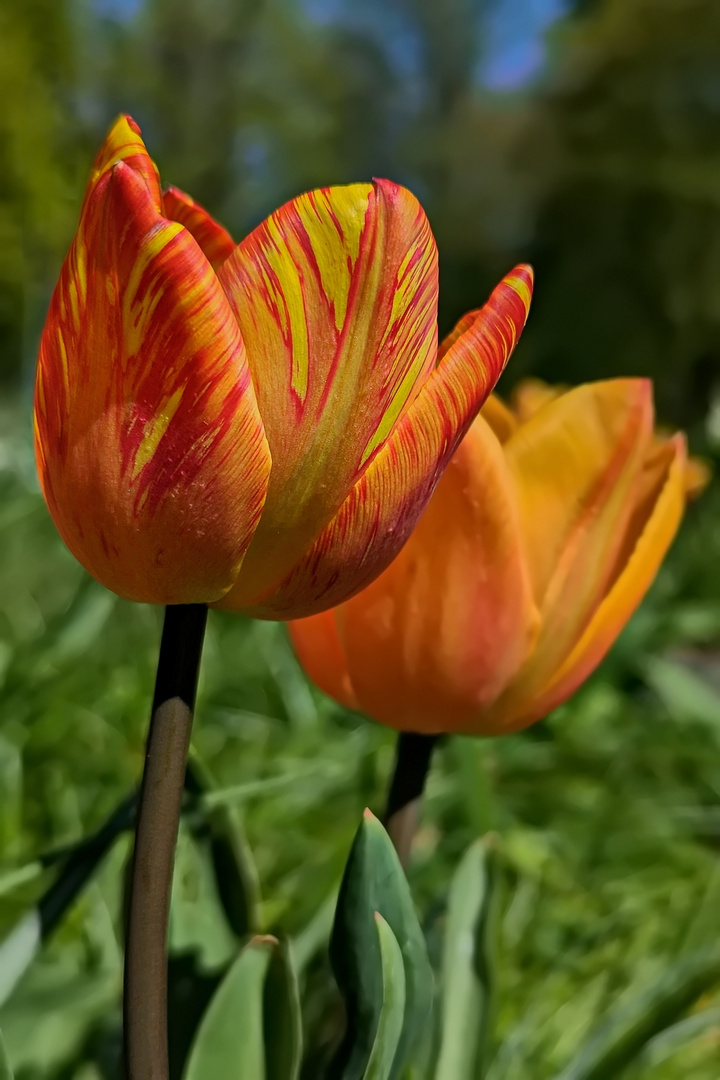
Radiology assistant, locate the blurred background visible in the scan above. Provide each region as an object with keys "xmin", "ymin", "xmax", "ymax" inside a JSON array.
[{"xmin": 2, "ymin": 0, "xmax": 720, "ymax": 1076}]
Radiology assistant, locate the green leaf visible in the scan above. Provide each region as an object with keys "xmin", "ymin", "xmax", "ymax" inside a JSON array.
[
  {"xmin": 643, "ymin": 656, "xmax": 720, "ymax": 730},
  {"xmin": 203, "ymin": 803, "xmax": 260, "ymax": 939},
  {"xmin": 290, "ymin": 888, "xmax": 338, "ymax": 978},
  {"xmin": 167, "ymin": 953, "xmax": 223, "ymax": 1080},
  {"xmin": 0, "ymin": 911, "xmax": 42, "ymax": 1009},
  {"xmin": 186, "ymin": 756, "xmax": 261, "ymax": 939},
  {"xmin": 0, "ymin": 1028, "xmax": 13, "ymax": 1080},
  {"xmin": 328, "ymin": 809, "xmax": 434, "ymax": 1080},
  {"xmin": 554, "ymin": 947, "xmax": 720, "ymax": 1080},
  {"xmin": 434, "ymin": 836, "xmax": 500, "ymax": 1080},
  {"xmin": 364, "ymin": 915, "xmax": 406, "ymax": 1080},
  {"xmin": 264, "ymin": 937, "xmax": 303, "ymax": 1080},
  {"xmin": 183, "ymin": 936, "xmax": 275, "ymax": 1080}
]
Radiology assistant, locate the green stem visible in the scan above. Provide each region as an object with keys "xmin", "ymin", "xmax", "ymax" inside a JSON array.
[{"xmin": 123, "ymin": 603, "xmax": 208, "ymax": 1080}]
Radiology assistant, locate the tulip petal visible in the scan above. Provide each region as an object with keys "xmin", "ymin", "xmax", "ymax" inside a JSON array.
[
  {"xmin": 216, "ymin": 179, "xmax": 439, "ymax": 603},
  {"xmin": 86, "ymin": 114, "xmax": 161, "ymax": 207},
  {"xmin": 478, "ymin": 380, "xmax": 656, "ymax": 733},
  {"xmin": 493, "ymin": 434, "xmax": 687, "ymax": 731},
  {"xmin": 35, "ymin": 152, "xmax": 270, "ymax": 604},
  {"xmin": 436, "ymin": 309, "xmax": 477, "ymax": 362},
  {"xmin": 216, "ymin": 265, "xmax": 533, "ymax": 617},
  {"xmin": 506, "ymin": 379, "xmax": 654, "ymax": 608},
  {"xmin": 163, "ymin": 185, "xmax": 236, "ymax": 270},
  {"xmin": 510, "ymin": 377, "xmax": 563, "ymax": 422},
  {"xmin": 325, "ymin": 415, "xmax": 539, "ymax": 733},
  {"xmin": 288, "ymin": 611, "xmax": 358, "ymax": 710},
  {"xmin": 480, "ymin": 394, "xmax": 517, "ymax": 443}
]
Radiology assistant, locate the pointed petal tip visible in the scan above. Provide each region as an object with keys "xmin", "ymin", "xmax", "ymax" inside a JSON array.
[
  {"xmin": 502, "ymin": 263, "xmax": 534, "ymax": 319},
  {"xmin": 106, "ymin": 113, "xmax": 143, "ymax": 143},
  {"xmin": 162, "ymin": 184, "xmax": 236, "ymax": 269},
  {"xmin": 88, "ymin": 113, "xmax": 160, "ymax": 208},
  {"xmin": 371, "ymin": 176, "xmax": 421, "ymax": 209}
]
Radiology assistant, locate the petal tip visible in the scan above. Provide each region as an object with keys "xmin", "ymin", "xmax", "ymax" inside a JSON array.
[{"xmin": 504, "ymin": 263, "xmax": 534, "ymax": 317}]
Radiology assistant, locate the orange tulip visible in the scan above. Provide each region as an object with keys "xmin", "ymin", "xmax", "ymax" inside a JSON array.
[
  {"xmin": 34, "ymin": 116, "xmax": 533, "ymax": 615},
  {"xmin": 290, "ymin": 379, "xmax": 708, "ymax": 734}
]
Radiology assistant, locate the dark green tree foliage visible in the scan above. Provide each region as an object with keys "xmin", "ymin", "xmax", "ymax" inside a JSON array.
[
  {"xmin": 0, "ymin": 0, "xmax": 82, "ymax": 382},
  {"xmin": 520, "ymin": 0, "xmax": 720, "ymax": 424},
  {"xmin": 4, "ymin": 0, "xmax": 720, "ymax": 432}
]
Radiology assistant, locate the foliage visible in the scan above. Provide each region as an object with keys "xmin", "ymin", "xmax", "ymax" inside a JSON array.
[
  {"xmin": 1, "ymin": 399, "xmax": 720, "ymax": 1078},
  {"xmin": 2, "ymin": 0, "xmax": 720, "ymax": 1075}
]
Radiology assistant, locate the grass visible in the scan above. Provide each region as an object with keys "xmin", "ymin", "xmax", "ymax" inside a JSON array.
[{"xmin": 1, "ymin": 400, "xmax": 720, "ymax": 1078}]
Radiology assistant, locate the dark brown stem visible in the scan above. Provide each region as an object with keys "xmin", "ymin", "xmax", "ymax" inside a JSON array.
[
  {"xmin": 383, "ymin": 732, "xmax": 439, "ymax": 869},
  {"xmin": 123, "ymin": 603, "xmax": 207, "ymax": 1080}
]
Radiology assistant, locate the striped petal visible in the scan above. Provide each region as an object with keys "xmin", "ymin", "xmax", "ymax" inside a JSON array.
[
  {"xmin": 163, "ymin": 185, "xmax": 236, "ymax": 270},
  {"xmin": 215, "ymin": 180, "xmax": 439, "ymax": 605},
  {"xmin": 35, "ymin": 139, "xmax": 270, "ymax": 604},
  {"xmin": 325, "ymin": 414, "xmax": 538, "ymax": 734},
  {"xmin": 485, "ymin": 434, "xmax": 687, "ymax": 732},
  {"xmin": 216, "ymin": 265, "xmax": 533, "ymax": 617},
  {"xmin": 85, "ymin": 114, "xmax": 161, "ymax": 207}
]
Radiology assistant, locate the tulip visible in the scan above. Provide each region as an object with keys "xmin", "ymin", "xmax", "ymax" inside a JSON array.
[
  {"xmin": 34, "ymin": 115, "xmax": 533, "ymax": 617},
  {"xmin": 290, "ymin": 379, "xmax": 708, "ymax": 735}
]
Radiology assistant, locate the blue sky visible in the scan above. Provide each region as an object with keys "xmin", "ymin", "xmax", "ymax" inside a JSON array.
[
  {"xmin": 480, "ymin": 0, "xmax": 568, "ymax": 90},
  {"xmin": 93, "ymin": 0, "xmax": 567, "ymax": 91}
]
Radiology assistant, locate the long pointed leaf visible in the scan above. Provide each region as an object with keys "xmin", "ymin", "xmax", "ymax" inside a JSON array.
[
  {"xmin": 0, "ymin": 1028, "xmax": 13, "ymax": 1080},
  {"xmin": 264, "ymin": 937, "xmax": 303, "ymax": 1080},
  {"xmin": 186, "ymin": 755, "xmax": 261, "ymax": 939},
  {"xmin": 434, "ymin": 836, "xmax": 499, "ymax": 1080},
  {"xmin": 183, "ymin": 936, "xmax": 275, "ymax": 1080},
  {"xmin": 554, "ymin": 947, "xmax": 720, "ymax": 1080},
  {"xmin": 364, "ymin": 915, "xmax": 407, "ymax": 1080},
  {"xmin": 329, "ymin": 809, "xmax": 433, "ymax": 1080}
]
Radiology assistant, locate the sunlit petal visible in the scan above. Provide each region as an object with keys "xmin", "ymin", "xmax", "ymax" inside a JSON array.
[
  {"xmin": 216, "ymin": 265, "xmax": 533, "ymax": 616},
  {"xmin": 217, "ymin": 179, "xmax": 439, "ymax": 603},
  {"xmin": 332, "ymin": 414, "xmax": 539, "ymax": 733},
  {"xmin": 35, "ymin": 156, "xmax": 270, "ymax": 604},
  {"xmin": 163, "ymin": 185, "xmax": 236, "ymax": 270},
  {"xmin": 489, "ymin": 434, "xmax": 687, "ymax": 731}
]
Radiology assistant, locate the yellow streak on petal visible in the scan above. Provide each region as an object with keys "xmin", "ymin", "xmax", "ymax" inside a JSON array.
[
  {"xmin": 504, "ymin": 266, "xmax": 533, "ymax": 312},
  {"xmin": 360, "ymin": 216, "xmax": 437, "ymax": 465},
  {"xmin": 264, "ymin": 212, "xmax": 310, "ymax": 400},
  {"xmin": 361, "ymin": 357, "xmax": 423, "ymax": 467},
  {"xmin": 55, "ymin": 328, "xmax": 70, "ymax": 398},
  {"xmin": 132, "ymin": 385, "xmax": 185, "ymax": 481},
  {"xmin": 89, "ymin": 116, "xmax": 148, "ymax": 184},
  {"xmin": 123, "ymin": 220, "xmax": 184, "ymax": 358},
  {"xmin": 304, "ymin": 186, "xmax": 369, "ymax": 332}
]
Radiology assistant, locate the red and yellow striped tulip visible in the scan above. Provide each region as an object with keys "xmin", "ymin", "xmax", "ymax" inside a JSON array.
[
  {"xmin": 289, "ymin": 378, "xmax": 708, "ymax": 734},
  {"xmin": 34, "ymin": 116, "xmax": 533, "ymax": 616}
]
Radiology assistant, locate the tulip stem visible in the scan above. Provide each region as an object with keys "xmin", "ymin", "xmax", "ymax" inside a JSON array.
[
  {"xmin": 124, "ymin": 603, "xmax": 208, "ymax": 1080},
  {"xmin": 383, "ymin": 732, "xmax": 439, "ymax": 869}
]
